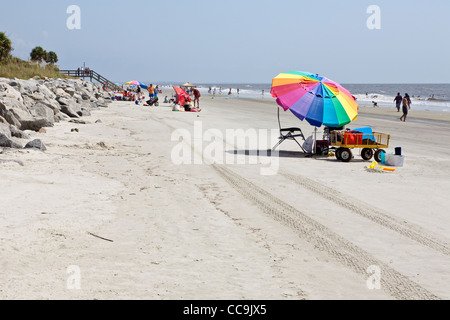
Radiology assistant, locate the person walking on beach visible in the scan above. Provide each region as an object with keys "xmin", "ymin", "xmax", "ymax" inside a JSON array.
[
  {"xmin": 400, "ymin": 94, "xmax": 410, "ymax": 122},
  {"xmin": 147, "ymin": 84, "xmax": 155, "ymax": 99},
  {"xmin": 394, "ymin": 93, "xmax": 403, "ymax": 112},
  {"xmin": 406, "ymin": 93, "xmax": 411, "ymax": 109}
]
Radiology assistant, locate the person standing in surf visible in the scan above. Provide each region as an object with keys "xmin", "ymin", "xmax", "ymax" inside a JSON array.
[{"xmin": 394, "ymin": 93, "xmax": 403, "ymax": 112}]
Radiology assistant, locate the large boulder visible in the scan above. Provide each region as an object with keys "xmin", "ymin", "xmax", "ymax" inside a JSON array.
[
  {"xmin": 25, "ymin": 139, "xmax": 47, "ymax": 151},
  {"xmin": 0, "ymin": 97, "xmax": 31, "ymax": 128},
  {"xmin": 89, "ymin": 101, "xmax": 99, "ymax": 109},
  {"xmin": 12, "ymin": 79, "xmax": 39, "ymax": 95},
  {"xmin": 0, "ymin": 83, "xmax": 23, "ymax": 103},
  {"xmin": 6, "ymin": 79, "xmax": 18, "ymax": 86},
  {"xmin": 29, "ymin": 103, "xmax": 55, "ymax": 127},
  {"xmin": 0, "ymin": 110, "xmax": 21, "ymax": 128},
  {"xmin": 0, "ymin": 98, "xmax": 51, "ymax": 131},
  {"xmin": 79, "ymin": 108, "xmax": 91, "ymax": 117},
  {"xmin": 55, "ymin": 88, "xmax": 70, "ymax": 97},
  {"xmin": 29, "ymin": 92, "xmax": 46, "ymax": 101},
  {"xmin": 73, "ymin": 93, "xmax": 83, "ymax": 103},
  {"xmin": 37, "ymin": 98, "xmax": 61, "ymax": 115},
  {"xmin": 56, "ymin": 96, "xmax": 77, "ymax": 107},
  {"xmin": 21, "ymin": 95, "xmax": 37, "ymax": 109},
  {"xmin": 0, "ymin": 115, "xmax": 8, "ymax": 124},
  {"xmin": 97, "ymin": 97, "xmax": 108, "ymax": 108},
  {"xmin": 21, "ymin": 92, "xmax": 47, "ymax": 106},
  {"xmin": 19, "ymin": 116, "xmax": 52, "ymax": 132},
  {"xmin": 0, "ymin": 122, "xmax": 22, "ymax": 148},
  {"xmin": 84, "ymin": 82, "xmax": 95, "ymax": 93},
  {"xmin": 10, "ymin": 125, "xmax": 31, "ymax": 139},
  {"xmin": 55, "ymin": 112, "xmax": 69, "ymax": 122},
  {"xmin": 60, "ymin": 103, "xmax": 80, "ymax": 118},
  {"xmin": 64, "ymin": 86, "xmax": 76, "ymax": 97},
  {"xmin": 37, "ymin": 83, "xmax": 56, "ymax": 100},
  {"xmin": 80, "ymin": 90, "xmax": 92, "ymax": 101}
]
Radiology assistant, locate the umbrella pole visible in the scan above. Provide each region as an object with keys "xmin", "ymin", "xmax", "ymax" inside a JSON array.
[{"xmin": 314, "ymin": 127, "xmax": 317, "ymax": 155}]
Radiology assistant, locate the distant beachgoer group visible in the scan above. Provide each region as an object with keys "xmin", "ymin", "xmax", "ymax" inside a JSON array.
[
  {"xmin": 77, "ymin": 66, "xmax": 92, "ymax": 77},
  {"xmin": 113, "ymin": 83, "xmax": 160, "ymax": 105},
  {"xmin": 207, "ymin": 87, "xmax": 240, "ymax": 97}
]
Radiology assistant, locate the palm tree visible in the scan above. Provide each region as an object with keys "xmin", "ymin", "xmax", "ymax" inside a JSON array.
[
  {"xmin": 30, "ymin": 46, "xmax": 46, "ymax": 63},
  {"xmin": 0, "ymin": 32, "xmax": 12, "ymax": 63},
  {"xmin": 45, "ymin": 51, "xmax": 58, "ymax": 64}
]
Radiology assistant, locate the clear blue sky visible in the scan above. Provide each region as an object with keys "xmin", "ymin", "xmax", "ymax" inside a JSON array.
[{"xmin": 1, "ymin": 0, "xmax": 449, "ymax": 84}]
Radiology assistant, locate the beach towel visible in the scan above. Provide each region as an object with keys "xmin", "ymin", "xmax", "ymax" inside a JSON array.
[{"xmin": 352, "ymin": 127, "xmax": 376, "ymax": 141}]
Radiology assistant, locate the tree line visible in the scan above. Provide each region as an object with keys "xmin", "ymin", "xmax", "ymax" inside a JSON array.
[
  {"xmin": 29, "ymin": 46, "xmax": 58, "ymax": 64},
  {"xmin": 0, "ymin": 31, "xmax": 58, "ymax": 64}
]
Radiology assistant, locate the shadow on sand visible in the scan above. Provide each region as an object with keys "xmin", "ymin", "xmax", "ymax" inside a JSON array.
[
  {"xmin": 228, "ymin": 149, "xmax": 369, "ymax": 163},
  {"xmin": 228, "ymin": 149, "xmax": 312, "ymax": 159}
]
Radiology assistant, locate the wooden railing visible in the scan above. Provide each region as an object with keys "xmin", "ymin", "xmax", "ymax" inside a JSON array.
[{"xmin": 60, "ymin": 69, "xmax": 121, "ymax": 91}]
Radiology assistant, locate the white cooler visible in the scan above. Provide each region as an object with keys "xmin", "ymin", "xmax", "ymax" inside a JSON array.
[{"xmin": 385, "ymin": 154, "xmax": 405, "ymax": 167}]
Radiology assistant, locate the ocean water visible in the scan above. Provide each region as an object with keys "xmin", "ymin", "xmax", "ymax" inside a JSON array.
[
  {"xmin": 346, "ymin": 84, "xmax": 450, "ymax": 112},
  {"xmin": 189, "ymin": 83, "xmax": 450, "ymax": 112}
]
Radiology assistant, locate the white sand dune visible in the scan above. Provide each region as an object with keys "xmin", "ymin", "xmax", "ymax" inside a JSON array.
[{"xmin": 1, "ymin": 91, "xmax": 449, "ymax": 300}]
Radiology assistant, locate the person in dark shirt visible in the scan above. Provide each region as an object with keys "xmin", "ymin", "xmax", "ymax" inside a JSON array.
[{"xmin": 394, "ymin": 93, "xmax": 403, "ymax": 112}]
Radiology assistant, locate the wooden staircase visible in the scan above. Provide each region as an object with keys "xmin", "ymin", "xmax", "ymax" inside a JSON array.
[{"xmin": 60, "ymin": 69, "xmax": 122, "ymax": 91}]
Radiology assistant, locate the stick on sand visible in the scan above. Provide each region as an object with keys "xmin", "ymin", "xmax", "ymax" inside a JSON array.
[{"xmin": 87, "ymin": 232, "xmax": 114, "ymax": 243}]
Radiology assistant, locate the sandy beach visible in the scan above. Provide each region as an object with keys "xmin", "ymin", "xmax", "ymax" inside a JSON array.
[{"xmin": 1, "ymin": 89, "xmax": 450, "ymax": 300}]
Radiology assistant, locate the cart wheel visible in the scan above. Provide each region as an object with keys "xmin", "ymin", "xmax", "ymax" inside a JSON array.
[
  {"xmin": 374, "ymin": 149, "xmax": 385, "ymax": 162},
  {"xmin": 340, "ymin": 148, "xmax": 353, "ymax": 162},
  {"xmin": 361, "ymin": 148, "xmax": 374, "ymax": 161},
  {"xmin": 335, "ymin": 148, "xmax": 343, "ymax": 161}
]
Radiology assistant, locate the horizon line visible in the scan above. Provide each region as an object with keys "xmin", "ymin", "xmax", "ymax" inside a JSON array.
[{"xmin": 110, "ymin": 81, "xmax": 450, "ymax": 85}]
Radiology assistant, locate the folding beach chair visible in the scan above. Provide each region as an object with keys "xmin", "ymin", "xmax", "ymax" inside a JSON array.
[{"xmin": 272, "ymin": 108, "xmax": 307, "ymax": 153}]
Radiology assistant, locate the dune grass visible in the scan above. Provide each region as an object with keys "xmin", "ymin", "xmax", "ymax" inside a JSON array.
[{"xmin": 0, "ymin": 57, "xmax": 72, "ymax": 80}]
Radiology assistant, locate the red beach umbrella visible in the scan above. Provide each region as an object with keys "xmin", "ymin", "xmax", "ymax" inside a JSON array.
[{"xmin": 173, "ymin": 86, "xmax": 191, "ymax": 105}]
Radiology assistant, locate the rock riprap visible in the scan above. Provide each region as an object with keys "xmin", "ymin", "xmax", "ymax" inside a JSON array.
[{"xmin": 0, "ymin": 78, "xmax": 113, "ymax": 150}]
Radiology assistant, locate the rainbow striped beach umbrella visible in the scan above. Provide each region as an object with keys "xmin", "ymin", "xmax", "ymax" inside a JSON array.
[
  {"xmin": 270, "ymin": 71, "xmax": 358, "ymax": 128},
  {"xmin": 126, "ymin": 80, "xmax": 145, "ymax": 87}
]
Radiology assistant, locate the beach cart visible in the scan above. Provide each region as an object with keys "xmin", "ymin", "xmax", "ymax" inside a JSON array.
[{"xmin": 329, "ymin": 129, "xmax": 390, "ymax": 162}]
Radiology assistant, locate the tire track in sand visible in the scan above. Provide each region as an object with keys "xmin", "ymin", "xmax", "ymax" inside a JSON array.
[
  {"xmin": 145, "ymin": 113, "xmax": 441, "ymax": 298},
  {"xmin": 213, "ymin": 164, "xmax": 440, "ymax": 300},
  {"xmin": 158, "ymin": 115, "xmax": 450, "ymax": 257},
  {"xmin": 280, "ymin": 171, "xmax": 450, "ymax": 257}
]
